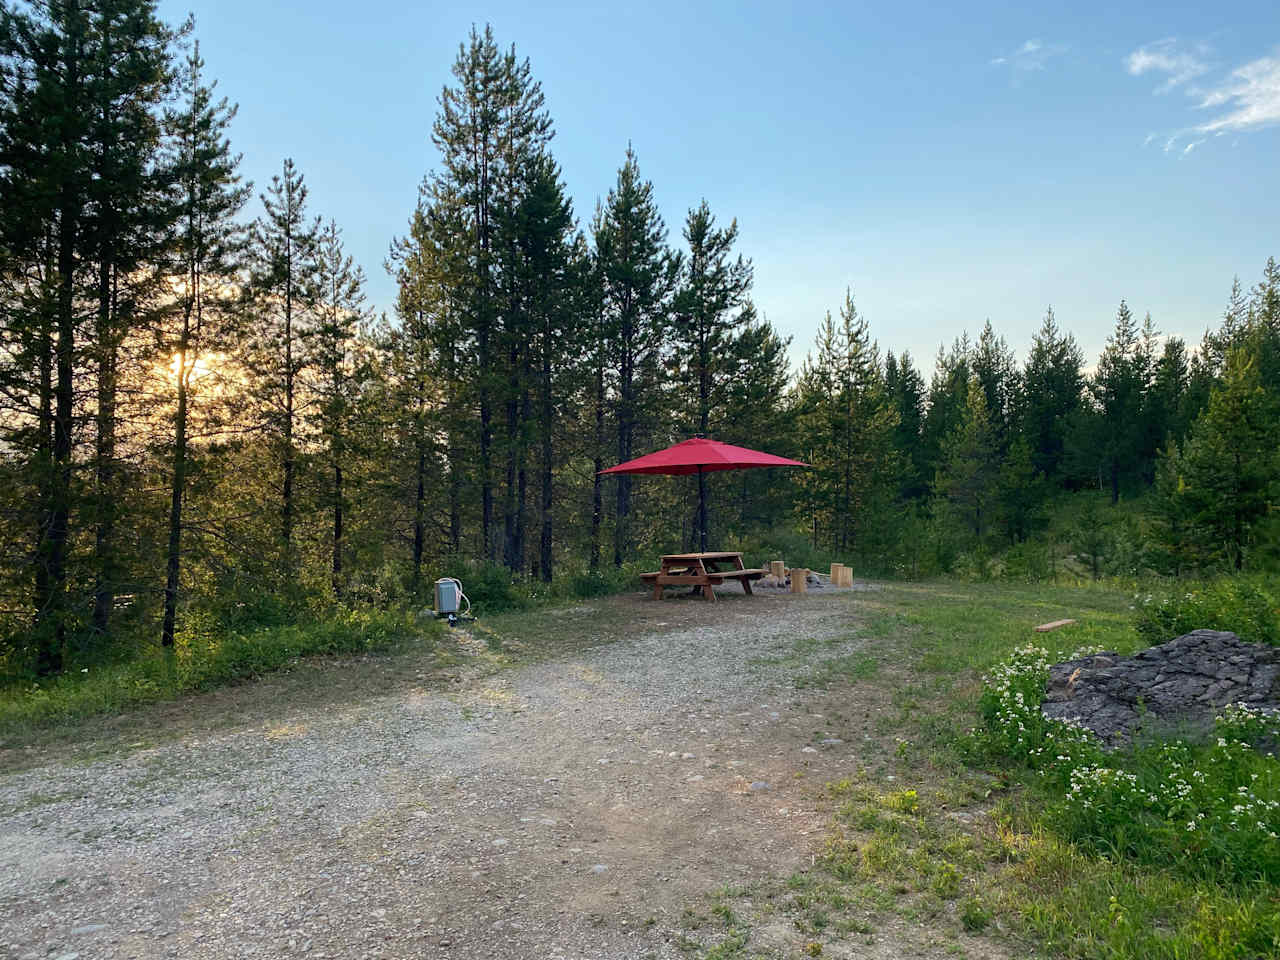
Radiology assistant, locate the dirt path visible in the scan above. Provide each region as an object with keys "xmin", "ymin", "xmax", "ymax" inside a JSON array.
[{"xmin": 0, "ymin": 588, "xmax": 975, "ymax": 959}]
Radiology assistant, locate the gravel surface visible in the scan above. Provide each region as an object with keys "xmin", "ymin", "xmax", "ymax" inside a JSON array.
[{"xmin": 1, "ymin": 589, "xmax": 904, "ymax": 959}]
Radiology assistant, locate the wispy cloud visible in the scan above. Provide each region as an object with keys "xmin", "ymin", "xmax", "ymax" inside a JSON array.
[
  {"xmin": 1129, "ymin": 41, "xmax": 1280, "ymax": 151},
  {"xmin": 990, "ymin": 38, "xmax": 1063, "ymax": 74},
  {"xmin": 1193, "ymin": 53, "xmax": 1280, "ymax": 134},
  {"xmin": 1126, "ymin": 38, "xmax": 1210, "ymax": 92}
]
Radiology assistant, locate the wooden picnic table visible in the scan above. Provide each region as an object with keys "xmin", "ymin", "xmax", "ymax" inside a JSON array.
[{"xmin": 639, "ymin": 551, "xmax": 766, "ymax": 602}]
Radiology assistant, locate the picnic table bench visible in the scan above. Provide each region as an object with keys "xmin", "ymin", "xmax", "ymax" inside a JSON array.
[{"xmin": 639, "ymin": 551, "xmax": 766, "ymax": 602}]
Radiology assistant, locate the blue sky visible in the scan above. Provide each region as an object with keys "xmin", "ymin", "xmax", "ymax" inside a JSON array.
[{"xmin": 158, "ymin": 0, "xmax": 1280, "ymax": 375}]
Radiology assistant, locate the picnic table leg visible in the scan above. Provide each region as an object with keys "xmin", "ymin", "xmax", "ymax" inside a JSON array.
[
  {"xmin": 741, "ymin": 578, "xmax": 753, "ymax": 596},
  {"xmin": 652, "ymin": 580, "xmax": 663, "ymax": 600},
  {"xmin": 701, "ymin": 583, "xmax": 716, "ymax": 602}
]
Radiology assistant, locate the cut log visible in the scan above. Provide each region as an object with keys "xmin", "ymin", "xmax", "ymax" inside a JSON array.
[
  {"xmin": 769, "ymin": 560, "xmax": 786, "ymax": 580},
  {"xmin": 1035, "ymin": 619, "xmax": 1077, "ymax": 633},
  {"xmin": 830, "ymin": 562, "xmax": 844, "ymax": 584},
  {"xmin": 841, "ymin": 566, "xmax": 854, "ymax": 587},
  {"xmin": 791, "ymin": 568, "xmax": 808, "ymax": 594}
]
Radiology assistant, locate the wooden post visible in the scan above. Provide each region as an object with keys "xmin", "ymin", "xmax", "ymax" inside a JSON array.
[
  {"xmin": 830, "ymin": 562, "xmax": 844, "ymax": 585},
  {"xmin": 840, "ymin": 566, "xmax": 854, "ymax": 587},
  {"xmin": 769, "ymin": 560, "xmax": 785, "ymax": 580},
  {"xmin": 791, "ymin": 568, "xmax": 808, "ymax": 594}
]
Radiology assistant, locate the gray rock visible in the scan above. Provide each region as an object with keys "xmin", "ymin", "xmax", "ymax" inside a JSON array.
[
  {"xmin": 749, "ymin": 781, "xmax": 771, "ymax": 791},
  {"xmin": 1042, "ymin": 629, "xmax": 1280, "ymax": 746}
]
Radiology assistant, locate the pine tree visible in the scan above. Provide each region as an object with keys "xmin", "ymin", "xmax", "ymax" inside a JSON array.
[
  {"xmin": 884, "ymin": 351, "xmax": 927, "ymax": 500},
  {"xmin": 387, "ymin": 201, "xmax": 452, "ymax": 590},
  {"xmin": 1181, "ymin": 349, "xmax": 1277, "ymax": 571},
  {"xmin": 717, "ymin": 316, "xmax": 792, "ymax": 534},
  {"xmin": 248, "ymin": 158, "xmax": 319, "ymax": 581},
  {"xmin": 593, "ymin": 147, "xmax": 678, "ymax": 567},
  {"xmin": 1021, "ymin": 306, "xmax": 1083, "ymax": 481},
  {"xmin": 1149, "ymin": 438, "xmax": 1198, "ymax": 576},
  {"xmin": 428, "ymin": 24, "xmax": 552, "ymax": 562},
  {"xmin": 669, "ymin": 200, "xmax": 755, "ymax": 549},
  {"xmin": 1091, "ymin": 300, "xmax": 1146, "ymax": 503},
  {"xmin": 158, "ymin": 40, "xmax": 250, "ymax": 648},
  {"xmin": 971, "ymin": 320, "xmax": 1020, "ymax": 455},
  {"xmin": 306, "ymin": 219, "xmax": 368, "ymax": 595},
  {"xmin": 935, "ymin": 376, "xmax": 998, "ymax": 540},
  {"xmin": 794, "ymin": 291, "xmax": 899, "ymax": 553},
  {"xmin": 921, "ymin": 334, "xmax": 971, "ymax": 482},
  {"xmin": 83, "ymin": 0, "xmax": 177, "ymax": 636}
]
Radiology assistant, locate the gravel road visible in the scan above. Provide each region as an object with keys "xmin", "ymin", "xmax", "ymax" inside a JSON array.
[{"xmin": 1, "ymin": 588, "xmax": 905, "ymax": 959}]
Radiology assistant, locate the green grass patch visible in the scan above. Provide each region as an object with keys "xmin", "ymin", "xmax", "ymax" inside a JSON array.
[{"xmin": 0, "ymin": 606, "xmax": 442, "ymax": 742}]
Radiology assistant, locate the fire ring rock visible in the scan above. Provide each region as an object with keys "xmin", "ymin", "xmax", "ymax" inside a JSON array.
[{"xmin": 1041, "ymin": 630, "xmax": 1280, "ymax": 746}]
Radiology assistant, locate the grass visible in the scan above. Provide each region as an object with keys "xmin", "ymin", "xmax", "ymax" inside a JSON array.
[
  {"xmin": 682, "ymin": 578, "xmax": 1280, "ymax": 960},
  {"xmin": 0, "ymin": 606, "xmax": 445, "ymax": 746}
]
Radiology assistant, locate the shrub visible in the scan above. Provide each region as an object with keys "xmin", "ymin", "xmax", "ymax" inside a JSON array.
[
  {"xmin": 973, "ymin": 646, "xmax": 1280, "ymax": 886},
  {"xmin": 1134, "ymin": 578, "xmax": 1279, "ymax": 646}
]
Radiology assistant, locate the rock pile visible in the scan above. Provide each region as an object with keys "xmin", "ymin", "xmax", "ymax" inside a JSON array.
[
  {"xmin": 1042, "ymin": 629, "xmax": 1280, "ymax": 746},
  {"xmin": 755, "ymin": 571, "xmax": 825, "ymax": 590}
]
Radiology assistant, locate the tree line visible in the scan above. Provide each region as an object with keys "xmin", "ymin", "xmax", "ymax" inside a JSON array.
[{"xmin": 0, "ymin": 9, "xmax": 1276, "ymax": 679}]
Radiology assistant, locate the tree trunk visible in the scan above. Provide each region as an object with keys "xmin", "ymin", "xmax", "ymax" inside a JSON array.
[
  {"xmin": 40, "ymin": 186, "xmax": 79, "ymax": 674},
  {"xmin": 161, "ymin": 296, "xmax": 195, "ymax": 649},
  {"xmin": 502, "ymin": 355, "xmax": 519, "ymax": 569},
  {"xmin": 282, "ymin": 243, "xmax": 297, "ymax": 580},
  {"xmin": 513, "ymin": 386, "xmax": 531, "ymax": 574},
  {"xmin": 539, "ymin": 359, "xmax": 554, "ymax": 583},
  {"xmin": 34, "ymin": 273, "xmax": 54, "ymax": 657},
  {"xmin": 697, "ymin": 467, "xmax": 708, "ymax": 552},
  {"xmin": 92, "ymin": 262, "xmax": 118, "ymax": 635},
  {"xmin": 412, "ymin": 445, "xmax": 426, "ymax": 591},
  {"xmin": 590, "ymin": 359, "xmax": 604, "ymax": 573},
  {"xmin": 331, "ymin": 461, "xmax": 343, "ymax": 594}
]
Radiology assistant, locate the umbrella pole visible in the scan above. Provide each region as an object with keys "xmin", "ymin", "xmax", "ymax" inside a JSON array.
[{"xmin": 697, "ymin": 465, "xmax": 707, "ymax": 553}]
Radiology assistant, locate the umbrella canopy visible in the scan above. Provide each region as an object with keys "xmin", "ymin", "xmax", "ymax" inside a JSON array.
[
  {"xmin": 600, "ymin": 438, "xmax": 808, "ymax": 552},
  {"xmin": 599, "ymin": 437, "xmax": 807, "ymax": 476}
]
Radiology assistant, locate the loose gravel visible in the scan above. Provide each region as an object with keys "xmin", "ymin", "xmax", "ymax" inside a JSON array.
[{"xmin": 2, "ymin": 589, "xmax": 895, "ymax": 959}]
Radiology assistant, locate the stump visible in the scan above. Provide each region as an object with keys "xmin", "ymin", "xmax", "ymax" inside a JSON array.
[
  {"xmin": 769, "ymin": 560, "xmax": 786, "ymax": 580},
  {"xmin": 790, "ymin": 568, "xmax": 808, "ymax": 594}
]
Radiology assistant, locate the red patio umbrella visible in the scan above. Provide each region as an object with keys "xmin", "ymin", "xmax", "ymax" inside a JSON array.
[{"xmin": 600, "ymin": 437, "xmax": 808, "ymax": 552}]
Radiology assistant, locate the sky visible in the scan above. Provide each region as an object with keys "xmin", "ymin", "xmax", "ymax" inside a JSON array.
[{"xmin": 156, "ymin": 0, "xmax": 1280, "ymax": 376}]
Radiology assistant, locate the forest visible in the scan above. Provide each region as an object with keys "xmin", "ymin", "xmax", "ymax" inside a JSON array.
[{"xmin": 1, "ymin": 6, "xmax": 1278, "ymax": 683}]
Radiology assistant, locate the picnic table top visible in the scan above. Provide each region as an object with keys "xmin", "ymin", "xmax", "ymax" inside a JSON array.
[{"xmin": 660, "ymin": 551, "xmax": 742, "ymax": 562}]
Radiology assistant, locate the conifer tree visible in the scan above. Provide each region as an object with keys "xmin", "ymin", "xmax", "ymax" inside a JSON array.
[
  {"xmin": 1091, "ymin": 300, "xmax": 1146, "ymax": 503},
  {"xmin": 884, "ymin": 351, "xmax": 927, "ymax": 500},
  {"xmin": 1021, "ymin": 307, "xmax": 1083, "ymax": 481},
  {"xmin": 669, "ymin": 200, "xmax": 755, "ymax": 549},
  {"xmin": 307, "ymin": 219, "xmax": 368, "ymax": 595},
  {"xmin": 248, "ymin": 158, "xmax": 319, "ymax": 581},
  {"xmin": 593, "ymin": 147, "xmax": 678, "ymax": 566},
  {"xmin": 1181, "ymin": 349, "xmax": 1276, "ymax": 571},
  {"xmin": 428, "ymin": 24, "xmax": 552, "ymax": 561},
  {"xmin": 935, "ymin": 376, "xmax": 998, "ymax": 540},
  {"xmin": 794, "ymin": 291, "xmax": 899, "ymax": 552},
  {"xmin": 159, "ymin": 40, "xmax": 250, "ymax": 648},
  {"xmin": 971, "ymin": 320, "xmax": 1020, "ymax": 455}
]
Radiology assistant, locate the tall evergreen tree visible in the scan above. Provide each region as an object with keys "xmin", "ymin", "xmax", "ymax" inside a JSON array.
[
  {"xmin": 1181, "ymin": 349, "xmax": 1277, "ymax": 571},
  {"xmin": 248, "ymin": 157, "xmax": 319, "ymax": 581},
  {"xmin": 884, "ymin": 351, "xmax": 928, "ymax": 500},
  {"xmin": 934, "ymin": 376, "xmax": 998, "ymax": 540},
  {"xmin": 428, "ymin": 24, "xmax": 551, "ymax": 561},
  {"xmin": 794, "ymin": 291, "xmax": 899, "ymax": 553},
  {"xmin": 593, "ymin": 147, "xmax": 678, "ymax": 567},
  {"xmin": 1021, "ymin": 306, "xmax": 1083, "ymax": 481},
  {"xmin": 307, "ymin": 219, "xmax": 368, "ymax": 595},
  {"xmin": 158, "ymin": 40, "xmax": 249, "ymax": 648},
  {"xmin": 1091, "ymin": 300, "xmax": 1146, "ymax": 503},
  {"xmin": 668, "ymin": 199, "xmax": 755, "ymax": 549}
]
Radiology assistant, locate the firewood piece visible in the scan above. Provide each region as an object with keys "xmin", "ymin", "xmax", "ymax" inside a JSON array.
[{"xmin": 1035, "ymin": 619, "xmax": 1077, "ymax": 633}]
